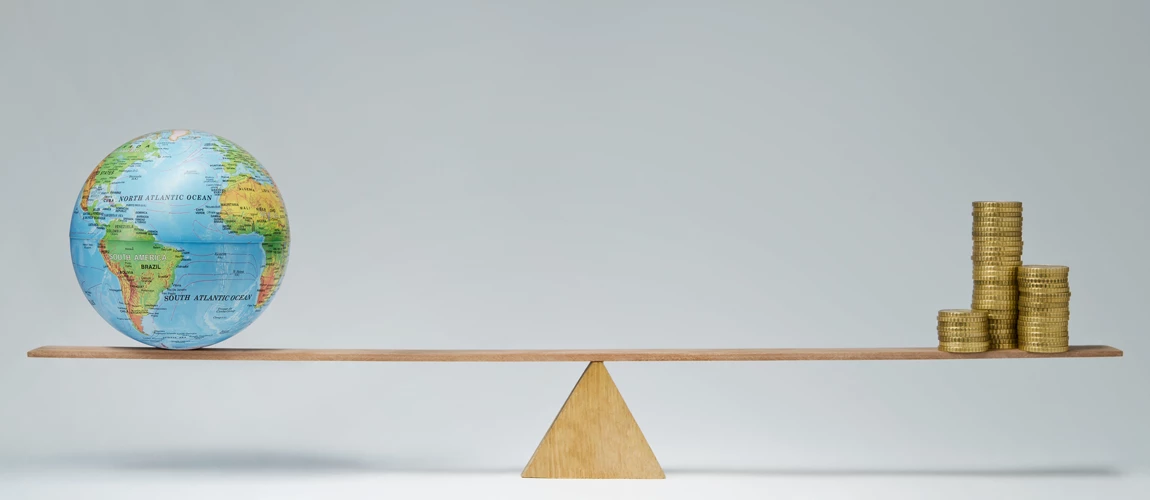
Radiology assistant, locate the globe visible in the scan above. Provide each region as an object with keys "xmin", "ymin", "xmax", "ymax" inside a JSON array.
[{"xmin": 69, "ymin": 130, "xmax": 290, "ymax": 349}]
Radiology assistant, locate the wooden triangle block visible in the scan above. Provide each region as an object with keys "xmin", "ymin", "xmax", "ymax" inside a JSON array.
[{"xmin": 522, "ymin": 361, "xmax": 665, "ymax": 479}]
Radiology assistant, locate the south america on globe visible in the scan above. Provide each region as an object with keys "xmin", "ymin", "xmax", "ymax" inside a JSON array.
[{"xmin": 69, "ymin": 130, "xmax": 290, "ymax": 349}]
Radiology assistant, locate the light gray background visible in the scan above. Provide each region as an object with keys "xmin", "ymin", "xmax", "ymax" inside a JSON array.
[{"xmin": 1, "ymin": 0, "xmax": 1148, "ymax": 489}]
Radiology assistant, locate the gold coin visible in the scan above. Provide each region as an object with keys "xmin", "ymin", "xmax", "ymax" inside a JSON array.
[
  {"xmin": 972, "ymin": 216, "xmax": 1023, "ymax": 222},
  {"xmin": 938, "ymin": 343, "xmax": 992, "ymax": 350},
  {"xmin": 1019, "ymin": 312, "xmax": 1071, "ymax": 319},
  {"xmin": 1018, "ymin": 302, "xmax": 1070, "ymax": 308},
  {"xmin": 972, "ymin": 222, "xmax": 1022, "ymax": 227},
  {"xmin": 973, "ymin": 225, "xmax": 1023, "ymax": 231},
  {"xmin": 974, "ymin": 228, "xmax": 1023, "ymax": 234},
  {"xmin": 1016, "ymin": 266, "xmax": 1067, "ymax": 278},
  {"xmin": 1018, "ymin": 286, "xmax": 1071, "ymax": 293},
  {"xmin": 972, "ymin": 255, "xmax": 1024, "ymax": 262},
  {"xmin": 1017, "ymin": 323, "xmax": 1069, "ymax": 329},
  {"xmin": 973, "ymin": 251, "xmax": 1024, "ymax": 257},
  {"xmin": 937, "ymin": 309, "xmax": 988, "ymax": 317},
  {"xmin": 972, "ymin": 210, "xmax": 1023, "ymax": 216},
  {"xmin": 973, "ymin": 263, "xmax": 1020, "ymax": 269},
  {"xmin": 987, "ymin": 312, "xmax": 1019, "ymax": 318},
  {"xmin": 939, "ymin": 346, "xmax": 991, "ymax": 353},
  {"xmin": 972, "ymin": 211, "xmax": 1023, "ymax": 217},
  {"xmin": 973, "ymin": 270, "xmax": 1020, "ymax": 277},
  {"xmin": 1017, "ymin": 326, "xmax": 1069, "ymax": 333},
  {"xmin": 972, "ymin": 202, "xmax": 1023, "ymax": 208},
  {"xmin": 972, "ymin": 214, "xmax": 1023, "ymax": 221},
  {"xmin": 1017, "ymin": 331, "xmax": 1069, "ymax": 338},
  {"xmin": 972, "ymin": 294, "xmax": 1018, "ymax": 301},
  {"xmin": 1019, "ymin": 297, "xmax": 1071, "ymax": 304},
  {"xmin": 973, "ymin": 271, "xmax": 1020, "ymax": 278},
  {"xmin": 972, "ymin": 201, "xmax": 1023, "ymax": 208},
  {"xmin": 1019, "ymin": 345, "xmax": 1069, "ymax": 353},
  {"xmin": 973, "ymin": 242, "xmax": 1024, "ymax": 248},
  {"xmin": 973, "ymin": 238, "xmax": 1024, "ymax": 244},
  {"xmin": 971, "ymin": 301, "xmax": 1017, "ymax": 309},
  {"xmin": 1017, "ymin": 280, "xmax": 1069, "ymax": 286},
  {"xmin": 1019, "ymin": 299, "xmax": 1071, "ymax": 307},
  {"xmin": 973, "ymin": 286, "xmax": 1019, "ymax": 294},
  {"xmin": 1021, "ymin": 296, "xmax": 1071, "ymax": 303},
  {"xmin": 973, "ymin": 288, "xmax": 1019, "ymax": 295},
  {"xmin": 975, "ymin": 279, "xmax": 1017, "ymax": 287},
  {"xmin": 972, "ymin": 249, "xmax": 1024, "ymax": 255},
  {"xmin": 938, "ymin": 330, "xmax": 989, "ymax": 337},
  {"xmin": 937, "ymin": 328, "xmax": 989, "ymax": 334},
  {"xmin": 937, "ymin": 319, "xmax": 989, "ymax": 325},
  {"xmin": 1019, "ymin": 318, "xmax": 1070, "ymax": 324},
  {"xmin": 937, "ymin": 331, "xmax": 989, "ymax": 338},
  {"xmin": 973, "ymin": 226, "xmax": 1023, "ymax": 232},
  {"xmin": 972, "ymin": 248, "xmax": 1024, "ymax": 254},
  {"xmin": 972, "ymin": 232, "xmax": 1024, "ymax": 238},
  {"xmin": 1018, "ymin": 340, "xmax": 1070, "ymax": 347},
  {"xmin": 937, "ymin": 320, "xmax": 989, "ymax": 326},
  {"xmin": 1019, "ymin": 290, "xmax": 1072, "ymax": 297},
  {"xmin": 1018, "ymin": 264, "xmax": 1069, "ymax": 272},
  {"xmin": 1019, "ymin": 289, "xmax": 1071, "ymax": 295},
  {"xmin": 972, "ymin": 230, "xmax": 1023, "ymax": 237},
  {"xmin": 973, "ymin": 215, "xmax": 1024, "ymax": 221},
  {"xmin": 972, "ymin": 259, "xmax": 1024, "ymax": 266},
  {"xmin": 1017, "ymin": 322, "xmax": 1070, "ymax": 329},
  {"xmin": 938, "ymin": 337, "xmax": 991, "ymax": 344},
  {"xmin": 973, "ymin": 299, "xmax": 1018, "ymax": 306}
]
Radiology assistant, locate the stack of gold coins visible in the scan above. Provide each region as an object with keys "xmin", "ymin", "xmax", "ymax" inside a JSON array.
[
  {"xmin": 971, "ymin": 201, "xmax": 1023, "ymax": 349},
  {"xmin": 1017, "ymin": 265, "xmax": 1070, "ymax": 353},
  {"xmin": 937, "ymin": 309, "xmax": 990, "ymax": 353}
]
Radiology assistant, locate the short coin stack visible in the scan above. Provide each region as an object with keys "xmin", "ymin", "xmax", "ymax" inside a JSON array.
[
  {"xmin": 937, "ymin": 309, "xmax": 990, "ymax": 353},
  {"xmin": 971, "ymin": 201, "xmax": 1023, "ymax": 349},
  {"xmin": 1017, "ymin": 265, "xmax": 1071, "ymax": 353}
]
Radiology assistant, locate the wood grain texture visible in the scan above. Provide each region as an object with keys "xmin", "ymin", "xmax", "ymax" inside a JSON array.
[
  {"xmin": 26, "ymin": 345, "xmax": 1123, "ymax": 362},
  {"xmin": 521, "ymin": 362, "xmax": 663, "ymax": 479}
]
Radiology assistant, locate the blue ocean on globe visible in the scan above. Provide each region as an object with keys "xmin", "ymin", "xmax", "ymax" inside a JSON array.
[{"xmin": 69, "ymin": 130, "xmax": 290, "ymax": 349}]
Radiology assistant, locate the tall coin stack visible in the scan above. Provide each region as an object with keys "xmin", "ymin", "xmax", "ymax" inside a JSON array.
[
  {"xmin": 971, "ymin": 201, "xmax": 1023, "ymax": 349},
  {"xmin": 937, "ymin": 309, "xmax": 989, "ymax": 353},
  {"xmin": 1017, "ymin": 265, "xmax": 1071, "ymax": 353}
]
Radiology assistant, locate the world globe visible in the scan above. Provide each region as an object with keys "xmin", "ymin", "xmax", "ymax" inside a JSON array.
[{"xmin": 69, "ymin": 130, "xmax": 290, "ymax": 349}]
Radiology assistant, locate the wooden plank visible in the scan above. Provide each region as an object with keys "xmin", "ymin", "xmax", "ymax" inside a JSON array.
[
  {"xmin": 26, "ymin": 345, "xmax": 1123, "ymax": 362},
  {"xmin": 522, "ymin": 362, "xmax": 664, "ymax": 479}
]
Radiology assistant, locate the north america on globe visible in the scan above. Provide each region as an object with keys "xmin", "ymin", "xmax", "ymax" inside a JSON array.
[{"xmin": 69, "ymin": 130, "xmax": 290, "ymax": 349}]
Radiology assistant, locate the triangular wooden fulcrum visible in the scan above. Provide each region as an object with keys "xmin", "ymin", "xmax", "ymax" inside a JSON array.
[{"xmin": 522, "ymin": 361, "xmax": 664, "ymax": 479}]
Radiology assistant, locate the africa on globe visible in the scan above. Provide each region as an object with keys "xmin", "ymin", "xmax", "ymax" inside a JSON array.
[{"xmin": 69, "ymin": 130, "xmax": 290, "ymax": 349}]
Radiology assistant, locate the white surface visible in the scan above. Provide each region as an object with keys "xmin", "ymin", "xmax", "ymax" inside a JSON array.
[{"xmin": 1, "ymin": 468, "xmax": 1146, "ymax": 500}]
